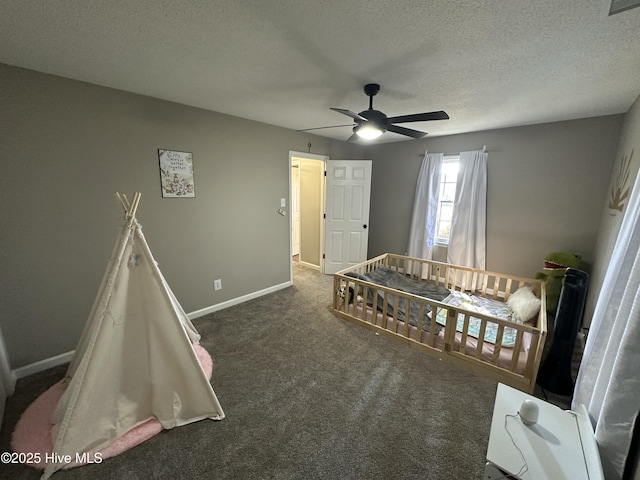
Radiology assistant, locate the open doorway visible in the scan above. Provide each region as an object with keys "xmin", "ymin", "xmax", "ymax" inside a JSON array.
[{"xmin": 289, "ymin": 151, "xmax": 328, "ymax": 278}]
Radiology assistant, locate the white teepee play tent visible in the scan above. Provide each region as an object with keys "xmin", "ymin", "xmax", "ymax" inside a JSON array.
[{"xmin": 43, "ymin": 192, "xmax": 224, "ymax": 479}]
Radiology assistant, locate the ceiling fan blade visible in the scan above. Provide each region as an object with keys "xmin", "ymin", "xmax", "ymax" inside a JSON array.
[
  {"xmin": 330, "ymin": 108, "xmax": 367, "ymax": 122},
  {"xmin": 347, "ymin": 132, "xmax": 360, "ymax": 142},
  {"xmin": 296, "ymin": 124, "xmax": 354, "ymax": 132},
  {"xmin": 387, "ymin": 111, "xmax": 449, "ymax": 123},
  {"xmin": 387, "ymin": 124, "xmax": 427, "ymax": 139}
]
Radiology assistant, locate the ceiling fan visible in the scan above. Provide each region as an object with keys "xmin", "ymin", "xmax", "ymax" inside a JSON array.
[{"xmin": 299, "ymin": 83, "xmax": 449, "ymax": 141}]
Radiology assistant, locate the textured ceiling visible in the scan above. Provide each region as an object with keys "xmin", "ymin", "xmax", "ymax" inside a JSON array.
[{"xmin": 1, "ymin": 0, "xmax": 640, "ymax": 143}]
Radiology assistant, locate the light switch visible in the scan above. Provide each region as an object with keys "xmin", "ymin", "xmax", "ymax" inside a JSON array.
[{"xmin": 280, "ymin": 198, "xmax": 286, "ymax": 208}]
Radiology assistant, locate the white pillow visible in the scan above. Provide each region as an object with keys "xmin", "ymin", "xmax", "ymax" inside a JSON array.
[{"xmin": 507, "ymin": 287, "xmax": 541, "ymax": 323}]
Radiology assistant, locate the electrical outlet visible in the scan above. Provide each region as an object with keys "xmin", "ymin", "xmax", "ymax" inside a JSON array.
[{"xmin": 214, "ymin": 279, "xmax": 222, "ymax": 291}]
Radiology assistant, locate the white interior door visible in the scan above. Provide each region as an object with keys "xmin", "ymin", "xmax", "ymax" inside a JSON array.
[{"xmin": 324, "ymin": 160, "xmax": 372, "ymax": 274}]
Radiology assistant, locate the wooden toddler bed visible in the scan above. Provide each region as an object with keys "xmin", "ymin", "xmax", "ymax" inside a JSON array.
[{"xmin": 332, "ymin": 253, "xmax": 547, "ymax": 393}]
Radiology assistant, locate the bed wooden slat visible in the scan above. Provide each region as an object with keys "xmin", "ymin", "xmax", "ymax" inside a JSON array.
[
  {"xmin": 492, "ymin": 276, "xmax": 500, "ymax": 300},
  {"xmin": 510, "ymin": 331, "xmax": 524, "ymax": 372},
  {"xmin": 444, "ymin": 308, "xmax": 457, "ymax": 353},
  {"xmin": 505, "ymin": 278, "xmax": 513, "ymax": 299},
  {"xmin": 459, "ymin": 315, "xmax": 470, "ymax": 353},
  {"xmin": 492, "ymin": 325, "xmax": 505, "ymax": 365},
  {"xmin": 391, "ymin": 292, "xmax": 400, "ymax": 332},
  {"xmin": 382, "ymin": 290, "xmax": 390, "ymax": 330},
  {"xmin": 475, "ymin": 320, "xmax": 487, "ymax": 360},
  {"xmin": 416, "ymin": 301, "xmax": 426, "ymax": 336}
]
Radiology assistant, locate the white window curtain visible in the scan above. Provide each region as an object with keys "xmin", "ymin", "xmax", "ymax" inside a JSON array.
[
  {"xmin": 572, "ymin": 168, "xmax": 640, "ymax": 480},
  {"xmin": 447, "ymin": 149, "xmax": 487, "ymax": 270},
  {"xmin": 407, "ymin": 152, "xmax": 443, "ymax": 260}
]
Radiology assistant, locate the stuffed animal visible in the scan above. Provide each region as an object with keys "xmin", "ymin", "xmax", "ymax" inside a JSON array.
[
  {"xmin": 534, "ymin": 252, "xmax": 582, "ymax": 313},
  {"xmin": 338, "ymin": 281, "xmax": 363, "ymax": 305}
]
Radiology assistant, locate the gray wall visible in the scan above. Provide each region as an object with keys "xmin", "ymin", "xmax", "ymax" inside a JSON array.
[
  {"xmin": 365, "ymin": 116, "xmax": 623, "ymax": 279},
  {"xmin": 586, "ymin": 95, "xmax": 640, "ymax": 326},
  {"xmin": 0, "ymin": 64, "xmax": 361, "ymax": 368}
]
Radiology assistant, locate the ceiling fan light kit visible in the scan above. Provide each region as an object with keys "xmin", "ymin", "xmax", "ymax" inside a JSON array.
[{"xmin": 354, "ymin": 123, "xmax": 384, "ymax": 140}]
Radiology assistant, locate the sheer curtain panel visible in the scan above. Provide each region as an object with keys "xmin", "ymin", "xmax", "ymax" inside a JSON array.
[
  {"xmin": 572, "ymin": 168, "xmax": 640, "ymax": 480},
  {"xmin": 407, "ymin": 152, "xmax": 443, "ymax": 261},
  {"xmin": 447, "ymin": 149, "xmax": 487, "ymax": 270}
]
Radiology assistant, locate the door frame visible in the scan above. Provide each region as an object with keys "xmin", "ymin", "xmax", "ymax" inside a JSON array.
[
  {"xmin": 288, "ymin": 150, "xmax": 329, "ymax": 281},
  {"xmin": 290, "ymin": 159, "xmax": 301, "ymax": 257}
]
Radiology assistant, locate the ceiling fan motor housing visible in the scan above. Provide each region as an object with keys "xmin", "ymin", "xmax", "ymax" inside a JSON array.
[
  {"xmin": 363, "ymin": 83, "xmax": 380, "ymax": 97},
  {"xmin": 357, "ymin": 109, "xmax": 388, "ymax": 131}
]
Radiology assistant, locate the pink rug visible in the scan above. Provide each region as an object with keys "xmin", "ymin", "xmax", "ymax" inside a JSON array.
[{"xmin": 11, "ymin": 343, "xmax": 213, "ymax": 470}]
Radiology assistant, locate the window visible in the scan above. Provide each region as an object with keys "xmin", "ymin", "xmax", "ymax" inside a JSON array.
[{"xmin": 435, "ymin": 155, "xmax": 459, "ymax": 244}]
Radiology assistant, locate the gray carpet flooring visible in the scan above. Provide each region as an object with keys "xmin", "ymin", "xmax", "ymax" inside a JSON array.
[{"xmin": 2, "ymin": 263, "xmax": 525, "ymax": 479}]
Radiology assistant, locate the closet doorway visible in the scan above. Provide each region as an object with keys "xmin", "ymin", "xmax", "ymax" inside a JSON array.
[{"xmin": 289, "ymin": 151, "xmax": 328, "ymax": 275}]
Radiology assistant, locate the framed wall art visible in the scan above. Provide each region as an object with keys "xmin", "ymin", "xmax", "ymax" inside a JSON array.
[{"xmin": 158, "ymin": 149, "xmax": 195, "ymax": 198}]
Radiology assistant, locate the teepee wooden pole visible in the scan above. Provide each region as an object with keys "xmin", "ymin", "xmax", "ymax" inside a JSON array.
[
  {"xmin": 129, "ymin": 192, "xmax": 141, "ymax": 218},
  {"xmin": 116, "ymin": 192, "xmax": 141, "ymax": 220},
  {"xmin": 116, "ymin": 192, "xmax": 129, "ymax": 212}
]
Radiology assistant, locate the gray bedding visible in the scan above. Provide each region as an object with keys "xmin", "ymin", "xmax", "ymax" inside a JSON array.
[{"xmin": 344, "ymin": 267, "xmax": 450, "ymax": 333}]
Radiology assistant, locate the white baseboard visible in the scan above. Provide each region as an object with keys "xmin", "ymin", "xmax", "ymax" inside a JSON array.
[
  {"xmin": 13, "ymin": 350, "xmax": 75, "ymax": 380},
  {"xmin": 298, "ymin": 261, "xmax": 320, "ymax": 270},
  {"xmin": 188, "ymin": 280, "xmax": 292, "ymax": 320},
  {"xmin": 12, "ymin": 280, "xmax": 294, "ymax": 380}
]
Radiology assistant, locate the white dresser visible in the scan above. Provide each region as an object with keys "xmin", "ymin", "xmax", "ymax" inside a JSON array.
[{"xmin": 484, "ymin": 383, "xmax": 604, "ymax": 480}]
